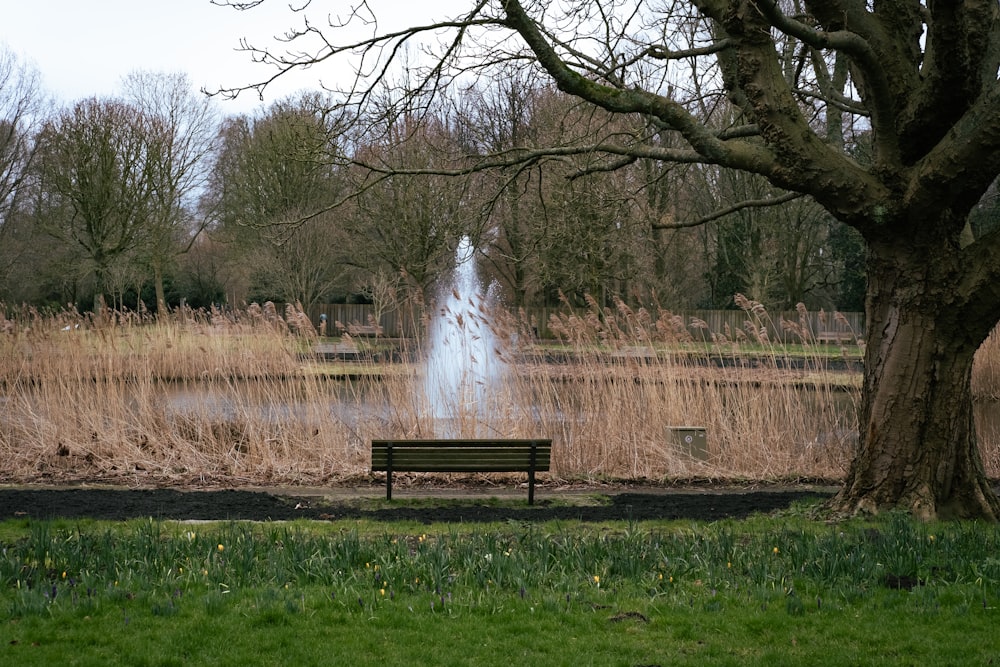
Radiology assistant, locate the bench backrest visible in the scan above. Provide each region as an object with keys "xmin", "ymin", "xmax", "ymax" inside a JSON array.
[{"xmin": 371, "ymin": 439, "xmax": 552, "ymax": 473}]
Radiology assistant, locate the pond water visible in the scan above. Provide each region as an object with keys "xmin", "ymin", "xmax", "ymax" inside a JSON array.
[
  {"xmin": 156, "ymin": 379, "xmax": 1000, "ymax": 451},
  {"xmin": 6, "ymin": 374, "xmax": 1000, "ymax": 479}
]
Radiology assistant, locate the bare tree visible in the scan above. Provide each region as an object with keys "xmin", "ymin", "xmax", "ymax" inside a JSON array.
[
  {"xmin": 459, "ymin": 78, "xmax": 651, "ymax": 306},
  {"xmin": 344, "ymin": 111, "xmax": 473, "ymax": 299},
  {"xmin": 456, "ymin": 69, "xmax": 548, "ymax": 306},
  {"xmin": 173, "ymin": 233, "xmax": 228, "ymax": 308},
  {"xmin": 216, "ymin": 1, "xmax": 1000, "ymax": 520},
  {"xmin": 207, "ymin": 94, "xmax": 350, "ymax": 308},
  {"xmin": 122, "ymin": 71, "xmax": 220, "ymax": 315},
  {"xmin": 255, "ymin": 214, "xmax": 353, "ymax": 310},
  {"xmin": 686, "ymin": 165, "xmax": 844, "ymax": 309},
  {"xmin": 33, "ymin": 98, "xmax": 165, "ymax": 313},
  {"xmin": 0, "ymin": 47, "xmax": 44, "ymax": 295}
]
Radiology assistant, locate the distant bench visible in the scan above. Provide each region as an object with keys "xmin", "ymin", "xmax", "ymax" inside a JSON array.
[
  {"xmin": 343, "ymin": 324, "xmax": 383, "ymax": 337},
  {"xmin": 370, "ymin": 439, "xmax": 552, "ymax": 505},
  {"xmin": 815, "ymin": 330, "xmax": 854, "ymax": 344}
]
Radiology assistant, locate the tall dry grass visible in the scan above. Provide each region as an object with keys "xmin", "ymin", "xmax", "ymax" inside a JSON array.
[
  {"xmin": 0, "ymin": 303, "xmax": 352, "ymax": 486},
  {"xmin": 2, "ymin": 298, "xmax": 997, "ymax": 487},
  {"xmin": 973, "ymin": 327, "xmax": 1000, "ymax": 476},
  {"xmin": 489, "ymin": 294, "xmax": 862, "ymax": 482}
]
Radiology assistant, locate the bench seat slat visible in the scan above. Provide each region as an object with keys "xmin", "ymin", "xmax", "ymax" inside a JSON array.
[
  {"xmin": 372, "ymin": 454, "xmax": 551, "ymax": 468},
  {"xmin": 372, "ymin": 446, "xmax": 548, "ymax": 454},
  {"xmin": 372, "ymin": 439, "xmax": 549, "ymax": 447},
  {"xmin": 372, "ymin": 449, "xmax": 550, "ymax": 461},
  {"xmin": 374, "ymin": 464, "xmax": 543, "ymax": 473}
]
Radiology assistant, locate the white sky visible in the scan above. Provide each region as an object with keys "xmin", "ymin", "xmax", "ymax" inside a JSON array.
[{"xmin": 2, "ymin": 0, "xmax": 469, "ymax": 116}]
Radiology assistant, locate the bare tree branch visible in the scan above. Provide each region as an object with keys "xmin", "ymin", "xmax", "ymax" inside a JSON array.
[{"xmin": 653, "ymin": 190, "xmax": 806, "ymax": 229}]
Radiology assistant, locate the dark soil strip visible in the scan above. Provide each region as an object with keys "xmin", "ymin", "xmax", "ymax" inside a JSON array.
[{"xmin": 0, "ymin": 488, "xmax": 831, "ymax": 523}]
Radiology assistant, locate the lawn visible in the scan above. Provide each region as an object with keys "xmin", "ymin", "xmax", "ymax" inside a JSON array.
[{"xmin": 2, "ymin": 503, "xmax": 999, "ymax": 666}]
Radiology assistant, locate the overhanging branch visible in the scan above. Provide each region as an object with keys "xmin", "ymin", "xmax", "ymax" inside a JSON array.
[
  {"xmin": 653, "ymin": 191, "xmax": 805, "ymax": 229},
  {"xmin": 208, "ymin": 0, "xmax": 496, "ymax": 103},
  {"xmin": 500, "ymin": 0, "xmax": 777, "ymax": 174}
]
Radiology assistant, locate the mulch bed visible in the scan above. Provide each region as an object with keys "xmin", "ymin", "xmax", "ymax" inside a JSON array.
[{"xmin": 0, "ymin": 487, "xmax": 832, "ymax": 523}]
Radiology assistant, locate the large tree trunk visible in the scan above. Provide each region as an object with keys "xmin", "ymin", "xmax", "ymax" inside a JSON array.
[{"xmin": 832, "ymin": 241, "xmax": 1000, "ymax": 520}]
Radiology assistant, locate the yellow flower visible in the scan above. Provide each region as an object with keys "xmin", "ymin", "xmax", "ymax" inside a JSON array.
[
  {"xmin": 380, "ymin": 588, "xmax": 385, "ymax": 596},
  {"xmin": 593, "ymin": 575, "xmax": 600, "ymax": 584},
  {"xmin": 772, "ymin": 547, "xmax": 780, "ymax": 555},
  {"xmin": 669, "ymin": 576, "xmax": 674, "ymax": 583},
  {"xmin": 928, "ymin": 534, "xmax": 936, "ymax": 542},
  {"xmin": 62, "ymin": 571, "xmax": 67, "ymax": 579},
  {"xmin": 658, "ymin": 573, "xmax": 663, "ymax": 580},
  {"xmin": 727, "ymin": 561, "xmax": 732, "ymax": 568},
  {"xmin": 217, "ymin": 544, "xmax": 224, "ymax": 552}
]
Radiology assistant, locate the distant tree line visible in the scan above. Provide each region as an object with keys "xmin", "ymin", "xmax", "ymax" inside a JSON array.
[{"xmin": 0, "ymin": 47, "xmax": 869, "ymax": 316}]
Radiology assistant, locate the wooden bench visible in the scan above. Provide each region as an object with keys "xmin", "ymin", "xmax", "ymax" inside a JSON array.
[
  {"xmin": 815, "ymin": 330, "xmax": 854, "ymax": 344},
  {"xmin": 370, "ymin": 439, "xmax": 552, "ymax": 504},
  {"xmin": 344, "ymin": 323, "xmax": 383, "ymax": 337}
]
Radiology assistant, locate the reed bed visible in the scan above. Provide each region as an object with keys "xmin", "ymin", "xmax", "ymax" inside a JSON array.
[
  {"xmin": 2, "ymin": 298, "xmax": 998, "ymax": 487},
  {"xmin": 491, "ymin": 296, "xmax": 862, "ymax": 482}
]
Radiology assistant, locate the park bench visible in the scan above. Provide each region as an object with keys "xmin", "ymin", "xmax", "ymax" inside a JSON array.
[
  {"xmin": 370, "ymin": 439, "xmax": 552, "ymax": 504},
  {"xmin": 815, "ymin": 330, "xmax": 854, "ymax": 344},
  {"xmin": 345, "ymin": 323, "xmax": 383, "ymax": 337}
]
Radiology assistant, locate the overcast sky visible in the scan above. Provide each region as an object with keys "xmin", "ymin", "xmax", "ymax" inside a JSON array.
[{"xmin": 2, "ymin": 0, "xmax": 467, "ymax": 116}]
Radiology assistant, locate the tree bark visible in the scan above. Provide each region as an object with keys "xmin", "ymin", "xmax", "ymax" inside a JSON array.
[
  {"xmin": 153, "ymin": 259, "xmax": 168, "ymax": 317},
  {"xmin": 832, "ymin": 240, "xmax": 1000, "ymax": 520},
  {"xmin": 92, "ymin": 262, "xmax": 108, "ymax": 316}
]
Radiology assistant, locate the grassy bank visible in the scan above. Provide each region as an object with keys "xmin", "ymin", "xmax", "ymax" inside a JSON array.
[{"xmin": 1, "ymin": 506, "xmax": 998, "ymax": 665}]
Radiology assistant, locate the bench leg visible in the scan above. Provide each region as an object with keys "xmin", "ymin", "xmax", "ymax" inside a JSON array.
[
  {"xmin": 528, "ymin": 442, "xmax": 538, "ymax": 505},
  {"xmin": 386, "ymin": 467, "xmax": 392, "ymax": 501}
]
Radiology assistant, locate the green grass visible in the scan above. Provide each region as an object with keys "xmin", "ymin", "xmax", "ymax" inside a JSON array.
[
  {"xmin": 2, "ymin": 510, "xmax": 998, "ymax": 666},
  {"xmin": 327, "ymin": 492, "xmax": 614, "ymax": 513}
]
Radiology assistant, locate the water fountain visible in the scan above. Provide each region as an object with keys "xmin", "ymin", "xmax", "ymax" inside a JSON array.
[
  {"xmin": 422, "ymin": 236, "xmax": 507, "ymax": 436},
  {"xmin": 370, "ymin": 236, "xmax": 551, "ymax": 504}
]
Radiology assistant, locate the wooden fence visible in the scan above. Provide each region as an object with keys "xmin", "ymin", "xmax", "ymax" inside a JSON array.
[{"xmin": 304, "ymin": 302, "xmax": 864, "ymax": 344}]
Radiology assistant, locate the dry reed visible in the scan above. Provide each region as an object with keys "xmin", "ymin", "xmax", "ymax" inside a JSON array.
[{"xmin": 2, "ymin": 299, "xmax": 999, "ymax": 488}]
